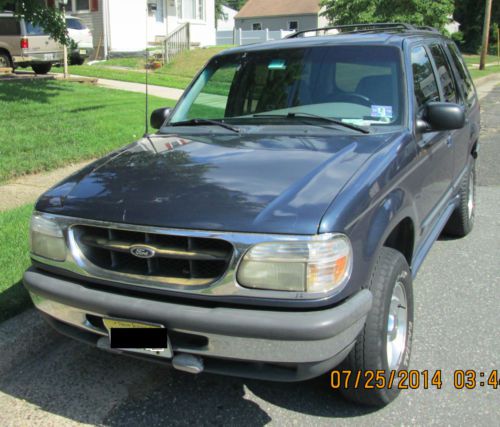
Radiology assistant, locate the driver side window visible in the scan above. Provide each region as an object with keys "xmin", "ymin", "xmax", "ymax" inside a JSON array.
[{"xmin": 411, "ymin": 46, "xmax": 440, "ymax": 114}]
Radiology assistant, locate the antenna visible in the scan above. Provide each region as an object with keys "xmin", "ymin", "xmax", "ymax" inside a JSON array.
[{"xmin": 144, "ymin": 5, "xmax": 150, "ymax": 137}]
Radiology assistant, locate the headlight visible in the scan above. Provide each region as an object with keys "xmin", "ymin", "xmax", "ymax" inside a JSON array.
[
  {"xmin": 30, "ymin": 213, "xmax": 66, "ymax": 261},
  {"xmin": 237, "ymin": 234, "xmax": 352, "ymax": 293}
]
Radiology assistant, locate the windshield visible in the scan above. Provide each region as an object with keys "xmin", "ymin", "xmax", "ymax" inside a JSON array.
[
  {"xmin": 170, "ymin": 45, "xmax": 405, "ymax": 131},
  {"xmin": 66, "ymin": 18, "xmax": 87, "ymax": 30}
]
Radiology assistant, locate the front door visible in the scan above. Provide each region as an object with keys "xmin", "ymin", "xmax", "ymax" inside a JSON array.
[{"xmin": 410, "ymin": 44, "xmax": 454, "ymax": 238}]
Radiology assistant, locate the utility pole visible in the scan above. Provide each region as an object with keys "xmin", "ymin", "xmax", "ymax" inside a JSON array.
[{"xmin": 480, "ymin": 0, "xmax": 493, "ymax": 70}]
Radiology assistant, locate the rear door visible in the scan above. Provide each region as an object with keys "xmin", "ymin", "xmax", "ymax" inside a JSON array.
[
  {"xmin": 22, "ymin": 21, "xmax": 62, "ymax": 59},
  {"xmin": 410, "ymin": 43, "xmax": 454, "ymax": 238}
]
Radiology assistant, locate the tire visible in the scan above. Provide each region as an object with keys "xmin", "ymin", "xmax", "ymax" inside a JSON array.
[
  {"xmin": 444, "ymin": 159, "xmax": 476, "ymax": 237},
  {"xmin": 0, "ymin": 51, "xmax": 12, "ymax": 68},
  {"xmin": 340, "ymin": 247, "xmax": 414, "ymax": 407},
  {"xmin": 32, "ymin": 63, "xmax": 52, "ymax": 75}
]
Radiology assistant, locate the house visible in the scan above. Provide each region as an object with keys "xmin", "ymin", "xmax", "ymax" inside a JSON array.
[
  {"xmin": 46, "ymin": 0, "xmax": 216, "ymax": 57},
  {"xmin": 217, "ymin": 4, "xmax": 237, "ymax": 30},
  {"xmin": 234, "ymin": 0, "xmax": 327, "ymax": 32}
]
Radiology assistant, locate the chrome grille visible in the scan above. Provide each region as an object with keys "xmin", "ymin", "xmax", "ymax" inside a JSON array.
[{"xmin": 73, "ymin": 225, "xmax": 233, "ymax": 286}]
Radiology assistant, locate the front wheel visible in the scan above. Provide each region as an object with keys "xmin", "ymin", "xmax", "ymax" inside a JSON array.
[
  {"xmin": 340, "ymin": 247, "xmax": 414, "ymax": 407},
  {"xmin": 32, "ymin": 63, "xmax": 52, "ymax": 75}
]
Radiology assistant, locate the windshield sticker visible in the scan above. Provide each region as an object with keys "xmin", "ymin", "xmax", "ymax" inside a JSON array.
[
  {"xmin": 268, "ymin": 59, "xmax": 287, "ymax": 70},
  {"xmin": 371, "ymin": 105, "xmax": 393, "ymax": 119}
]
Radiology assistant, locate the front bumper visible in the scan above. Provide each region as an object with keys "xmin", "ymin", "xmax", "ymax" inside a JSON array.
[{"xmin": 24, "ymin": 268, "xmax": 372, "ymax": 381}]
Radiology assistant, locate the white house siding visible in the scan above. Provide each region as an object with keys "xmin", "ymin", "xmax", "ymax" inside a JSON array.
[
  {"xmin": 165, "ymin": 0, "xmax": 216, "ymax": 47},
  {"xmin": 217, "ymin": 5, "xmax": 237, "ymax": 30},
  {"xmin": 107, "ymin": 0, "xmax": 149, "ymax": 52},
  {"xmin": 236, "ymin": 14, "xmax": 320, "ymax": 32}
]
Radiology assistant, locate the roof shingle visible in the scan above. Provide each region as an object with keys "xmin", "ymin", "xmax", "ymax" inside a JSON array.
[{"xmin": 235, "ymin": 0, "xmax": 321, "ymax": 19}]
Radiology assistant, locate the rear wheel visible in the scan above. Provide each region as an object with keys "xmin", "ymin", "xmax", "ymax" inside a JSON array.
[
  {"xmin": 0, "ymin": 51, "xmax": 12, "ymax": 69},
  {"xmin": 32, "ymin": 63, "xmax": 52, "ymax": 75},
  {"xmin": 445, "ymin": 159, "xmax": 476, "ymax": 237},
  {"xmin": 340, "ymin": 247, "xmax": 414, "ymax": 407}
]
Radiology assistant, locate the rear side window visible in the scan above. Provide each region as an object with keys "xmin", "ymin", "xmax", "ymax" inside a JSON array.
[
  {"xmin": 25, "ymin": 23, "xmax": 46, "ymax": 36},
  {"xmin": 66, "ymin": 18, "xmax": 87, "ymax": 30},
  {"xmin": 429, "ymin": 44, "xmax": 458, "ymax": 103},
  {"xmin": 411, "ymin": 46, "xmax": 440, "ymax": 111},
  {"xmin": 0, "ymin": 17, "xmax": 20, "ymax": 36},
  {"xmin": 447, "ymin": 42, "xmax": 475, "ymax": 107}
]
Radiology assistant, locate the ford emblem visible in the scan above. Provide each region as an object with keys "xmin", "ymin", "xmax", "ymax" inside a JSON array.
[{"xmin": 130, "ymin": 245, "xmax": 156, "ymax": 259}]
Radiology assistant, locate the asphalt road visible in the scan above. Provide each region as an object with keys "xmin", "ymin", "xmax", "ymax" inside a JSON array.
[{"xmin": 0, "ymin": 90, "xmax": 498, "ymax": 426}]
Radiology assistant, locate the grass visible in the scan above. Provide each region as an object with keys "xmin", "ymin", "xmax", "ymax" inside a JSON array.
[
  {"xmin": 57, "ymin": 46, "xmax": 233, "ymax": 91},
  {"xmin": 0, "ymin": 204, "xmax": 34, "ymax": 322},
  {"xmin": 462, "ymin": 53, "xmax": 500, "ymax": 66},
  {"xmin": 468, "ymin": 64, "xmax": 500, "ymax": 80},
  {"xmin": 0, "ymin": 80, "xmax": 175, "ymax": 183}
]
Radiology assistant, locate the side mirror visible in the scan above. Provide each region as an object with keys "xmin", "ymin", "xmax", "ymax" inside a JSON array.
[
  {"xmin": 416, "ymin": 102, "xmax": 465, "ymax": 133},
  {"xmin": 151, "ymin": 107, "xmax": 172, "ymax": 130}
]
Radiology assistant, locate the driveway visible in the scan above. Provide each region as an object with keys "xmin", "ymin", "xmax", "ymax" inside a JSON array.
[{"xmin": 0, "ymin": 90, "xmax": 498, "ymax": 426}]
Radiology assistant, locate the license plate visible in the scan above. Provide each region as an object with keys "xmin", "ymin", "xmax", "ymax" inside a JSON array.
[
  {"xmin": 79, "ymin": 49, "xmax": 87, "ymax": 55},
  {"xmin": 103, "ymin": 318, "xmax": 172, "ymax": 357},
  {"xmin": 43, "ymin": 53, "xmax": 54, "ymax": 60}
]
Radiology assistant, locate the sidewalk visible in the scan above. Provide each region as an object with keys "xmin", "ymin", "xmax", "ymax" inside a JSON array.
[
  {"xmin": 1, "ymin": 73, "xmax": 499, "ymax": 213},
  {"xmin": 55, "ymin": 73, "xmax": 185, "ymax": 101}
]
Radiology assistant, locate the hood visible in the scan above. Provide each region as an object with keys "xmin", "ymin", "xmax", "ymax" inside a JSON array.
[{"xmin": 37, "ymin": 132, "xmax": 390, "ymax": 234}]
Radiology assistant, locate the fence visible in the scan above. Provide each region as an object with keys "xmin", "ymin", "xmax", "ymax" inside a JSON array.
[{"xmin": 216, "ymin": 29, "xmax": 295, "ymax": 46}]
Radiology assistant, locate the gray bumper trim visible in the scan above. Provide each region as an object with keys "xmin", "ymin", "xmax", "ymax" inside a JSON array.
[{"xmin": 24, "ymin": 268, "xmax": 372, "ymax": 342}]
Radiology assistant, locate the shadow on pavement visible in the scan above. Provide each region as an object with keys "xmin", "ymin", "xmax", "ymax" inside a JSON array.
[{"xmin": 0, "ymin": 334, "xmax": 377, "ymax": 425}]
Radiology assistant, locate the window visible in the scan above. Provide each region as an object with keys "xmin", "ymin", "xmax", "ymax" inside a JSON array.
[
  {"xmin": 288, "ymin": 21, "xmax": 298, "ymax": 31},
  {"xmin": 177, "ymin": 0, "xmax": 205, "ymax": 21},
  {"xmin": 411, "ymin": 46, "xmax": 440, "ymax": 111},
  {"xmin": 447, "ymin": 42, "xmax": 475, "ymax": 107},
  {"xmin": 25, "ymin": 23, "xmax": 47, "ymax": 36},
  {"xmin": 65, "ymin": 0, "xmax": 90, "ymax": 12},
  {"xmin": 429, "ymin": 44, "xmax": 457, "ymax": 103},
  {"xmin": 252, "ymin": 23, "xmax": 262, "ymax": 31},
  {"xmin": 0, "ymin": 18, "xmax": 20, "ymax": 36}
]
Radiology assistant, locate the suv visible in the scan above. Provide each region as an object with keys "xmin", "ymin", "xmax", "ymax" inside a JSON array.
[
  {"xmin": 0, "ymin": 11, "xmax": 64, "ymax": 74},
  {"xmin": 24, "ymin": 24, "xmax": 479, "ymax": 407}
]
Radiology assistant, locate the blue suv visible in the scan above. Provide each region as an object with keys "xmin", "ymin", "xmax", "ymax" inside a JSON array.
[{"xmin": 24, "ymin": 24, "xmax": 480, "ymax": 407}]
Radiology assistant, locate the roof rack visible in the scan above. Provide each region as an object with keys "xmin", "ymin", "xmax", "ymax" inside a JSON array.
[{"xmin": 287, "ymin": 23, "xmax": 438, "ymax": 39}]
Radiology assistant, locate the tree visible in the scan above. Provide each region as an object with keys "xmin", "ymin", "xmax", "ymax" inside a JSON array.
[
  {"xmin": 0, "ymin": 0, "xmax": 70, "ymax": 45},
  {"xmin": 224, "ymin": 0, "xmax": 248, "ymax": 11},
  {"xmin": 320, "ymin": 0, "xmax": 454, "ymax": 31},
  {"xmin": 215, "ymin": 0, "xmax": 226, "ymax": 28},
  {"xmin": 455, "ymin": 0, "xmax": 500, "ymax": 53}
]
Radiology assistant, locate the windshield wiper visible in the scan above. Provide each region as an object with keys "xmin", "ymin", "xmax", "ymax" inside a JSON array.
[
  {"xmin": 253, "ymin": 112, "xmax": 370, "ymax": 134},
  {"xmin": 170, "ymin": 118, "xmax": 240, "ymax": 133}
]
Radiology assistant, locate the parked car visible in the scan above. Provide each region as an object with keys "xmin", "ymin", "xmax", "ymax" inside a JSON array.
[
  {"xmin": 24, "ymin": 23, "xmax": 479, "ymax": 407},
  {"xmin": 0, "ymin": 11, "xmax": 63, "ymax": 74},
  {"xmin": 66, "ymin": 16, "xmax": 93, "ymax": 65}
]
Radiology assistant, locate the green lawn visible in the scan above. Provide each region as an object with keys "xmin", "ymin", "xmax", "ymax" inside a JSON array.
[
  {"xmin": 57, "ymin": 46, "xmax": 232, "ymax": 91},
  {"xmin": 462, "ymin": 53, "xmax": 500, "ymax": 66},
  {"xmin": 0, "ymin": 204, "xmax": 34, "ymax": 322},
  {"xmin": 468, "ymin": 64, "xmax": 500, "ymax": 80},
  {"xmin": 0, "ymin": 80, "xmax": 175, "ymax": 183}
]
